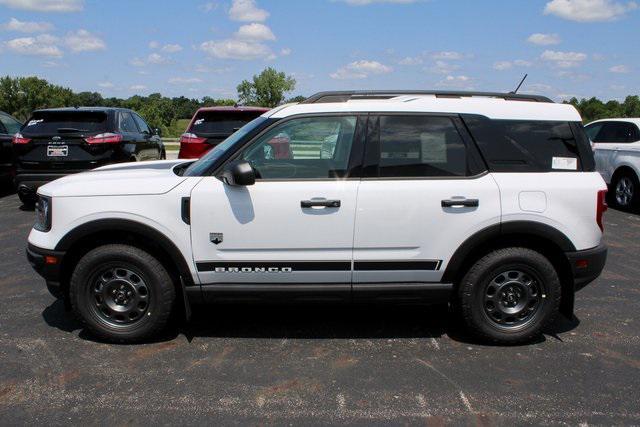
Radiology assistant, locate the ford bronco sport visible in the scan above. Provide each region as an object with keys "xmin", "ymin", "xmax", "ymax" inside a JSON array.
[{"xmin": 27, "ymin": 91, "xmax": 608, "ymax": 344}]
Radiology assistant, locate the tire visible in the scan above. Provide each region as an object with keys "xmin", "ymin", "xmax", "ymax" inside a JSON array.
[
  {"xmin": 610, "ymin": 170, "xmax": 639, "ymax": 211},
  {"xmin": 18, "ymin": 191, "xmax": 36, "ymax": 208},
  {"xmin": 160, "ymin": 150, "xmax": 166, "ymax": 160},
  {"xmin": 69, "ymin": 244, "xmax": 176, "ymax": 343},
  {"xmin": 458, "ymin": 247, "xmax": 561, "ymax": 344}
]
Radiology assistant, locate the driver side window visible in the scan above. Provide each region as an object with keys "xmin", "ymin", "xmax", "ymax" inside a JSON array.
[{"xmin": 240, "ymin": 116, "xmax": 357, "ymax": 180}]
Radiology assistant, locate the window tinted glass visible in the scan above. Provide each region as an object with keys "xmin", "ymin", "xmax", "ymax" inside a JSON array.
[
  {"xmin": 119, "ymin": 112, "xmax": 138, "ymax": 133},
  {"xmin": 464, "ymin": 117, "xmax": 582, "ymax": 172},
  {"xmin": 595, "ymin": 122, "xmax": 639, "ymax": 143},
  {"xmin": 21, "ymin": 111, "xmax": 108, "ymax": 136},
  {"xmin": 240, "ymin": 116, "xmax": 357, "ymax": 179},
  {"xmin": 373, "ymin": 115, "xmax": 468, "ymax": 177},
  {"xmin": 132, "ymin": 113, "xmax": 151, "ymax": 134},
  {"xmin": 191, "ymin": 111, "xmax": 264, "ymax": 135},
  {"xmin": 0, "ymin": 114, "xmax": 21, "ymax": 135},
  {"xmin": 585, "ymin": 123, "xmax": 603, "ymax": 141}
]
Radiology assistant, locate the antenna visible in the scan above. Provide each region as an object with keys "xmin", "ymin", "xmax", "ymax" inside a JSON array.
[{"xmin": 511, "ymin": 74, "xmax": 528, "ymax": 94}]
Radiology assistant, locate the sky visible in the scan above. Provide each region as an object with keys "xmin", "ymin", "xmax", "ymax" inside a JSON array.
[{"xmin": 0, "ymin": 0, "xmax": 638, "ymax": 102}]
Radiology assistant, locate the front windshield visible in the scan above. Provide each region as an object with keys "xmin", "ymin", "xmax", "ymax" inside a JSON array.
[{"xmin": 184, "ymin": 116, "xmax": 269, "ymax": 176}]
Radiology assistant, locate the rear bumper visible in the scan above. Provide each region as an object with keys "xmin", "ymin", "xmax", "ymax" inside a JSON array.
[
  {"xmin": 26, "ymin": 243, "xmax": 66, "ymax": 298},
  {"xmin": 15, "ymin": 171, "xmax": 80, "ymax": 191},
  {"xmin": 566, "ymin": 243, "xmax": 608, "ymax": 291}
]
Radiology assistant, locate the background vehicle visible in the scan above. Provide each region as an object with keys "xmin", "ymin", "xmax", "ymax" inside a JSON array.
[
  {"xmin": 178, "ymin": 106, "xmax": 269, "ymax": 159},
  {"xmin": 0, "ymin": 111, "xmax": 23, "ymax": 190},
  {"xmin": 27, "ymin": 91, "xmax": 607, "ymax": 345},
  {"xmin": 13, "ymin": 107, "xmax": 165, "ymax": 205},
  {"xmin": 586, "ymin": 118, "xmax": 640, "ymax": 210}
]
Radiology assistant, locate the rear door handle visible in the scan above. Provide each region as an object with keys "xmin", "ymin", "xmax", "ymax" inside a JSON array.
[
  {"xmin": 441, "ymin": 198, "xmax": 479, "ymax": 208},
  {"xmin": 301, "ymin": 199, "xmax": 341, "ymax": 208}
]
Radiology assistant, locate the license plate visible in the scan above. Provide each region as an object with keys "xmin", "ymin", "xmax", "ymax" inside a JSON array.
[{"xmin": 47, "ymin": 145, "xmax": 68, "ymax": 157}]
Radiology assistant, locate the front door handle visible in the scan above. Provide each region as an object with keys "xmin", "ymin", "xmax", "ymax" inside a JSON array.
[
  {"xmin": 301, "ymin": 199, "xmax": 341, "ymax": 208},
  {"xmin": 441, "ymin": 198, "xmax": 479, "ymax": 208}
]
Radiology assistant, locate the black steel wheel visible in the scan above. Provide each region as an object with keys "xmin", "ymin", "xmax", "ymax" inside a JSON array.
[
  {"xmin": 458, "ymin": 247, "xmax": 561, "ymax": 344},
  {"xmin": 70, "ymin": 244, "xmax": 175, "ymax": 343}
]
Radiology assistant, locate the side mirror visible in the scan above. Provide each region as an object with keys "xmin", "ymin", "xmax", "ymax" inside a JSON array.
[
  {"xmin": 222, "ymin": 161, "xmax": 255, "ymax": 186},
  {"xmin": 154, "ymin": 128, "xmax": 162, "ymax": 137}
]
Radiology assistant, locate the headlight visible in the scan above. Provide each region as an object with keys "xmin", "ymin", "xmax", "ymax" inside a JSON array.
[{"xmin": 34, "ymin": 195, "xmax": 52, "ymax": 232}]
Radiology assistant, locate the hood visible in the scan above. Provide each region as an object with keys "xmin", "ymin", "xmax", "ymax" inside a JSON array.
[{"xmin": 39, "ymin": 160, "xmax": 192, "ymax": 197}]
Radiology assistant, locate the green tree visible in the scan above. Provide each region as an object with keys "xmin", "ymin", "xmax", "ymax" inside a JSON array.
[{"xmin": 237, "ymin": 67, "xmax": 296, "ymax": 107}]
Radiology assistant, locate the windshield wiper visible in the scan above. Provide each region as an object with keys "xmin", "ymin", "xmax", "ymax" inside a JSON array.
[{"xmin": 57, "ymin": 127, "xmax": 89, "ymax": 133}]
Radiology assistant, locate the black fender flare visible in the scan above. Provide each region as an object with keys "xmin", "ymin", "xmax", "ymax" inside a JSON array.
[
  {"xmin": 55, "ymin": 218, "xmax": 195, "ymax": 286},
  {"xmin": 441, "ymin": 220, "xmax": 576, "ymax": 283}
]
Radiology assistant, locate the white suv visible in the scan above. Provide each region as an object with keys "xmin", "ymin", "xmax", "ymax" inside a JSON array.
[
  {"xmin": 586, "ymin": 118, "xmax": 640, "ymax": 210},
  {"xmin": 27, "ymin": 91, "xmax": 608, "ymax": 344}
]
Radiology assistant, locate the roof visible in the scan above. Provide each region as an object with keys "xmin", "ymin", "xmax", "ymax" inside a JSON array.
[
  {"xmin": 32, "ymin": 106, "xmax": 130, "ymax": 113},
  {"xmin": 586, "ymin": 118, "xmax": 640, "ymax": 126},
  {"xmin": 196, "ymin": 106, "xmax": 270, "ymax": 113},
  {"xmin": 266, "ymin": 91, "xmax": 582, "ymax": 122}
]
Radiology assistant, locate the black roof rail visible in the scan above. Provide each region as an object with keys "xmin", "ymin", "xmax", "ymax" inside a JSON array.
[{"xmin": 301, "ymin": 90, "xmax": 554, "ymax": 104}]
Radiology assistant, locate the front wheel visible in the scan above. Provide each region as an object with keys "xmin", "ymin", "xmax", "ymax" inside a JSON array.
[
  {"xmin": 611, "ymin": 171, "xmax": 639, "ymax": 211},
  {"xmin": 69, "ymin": 244, "xmax": 176, "ymax": 343},
  {"xmin": 458, "ymin": 247, "xmax": 561, "ymax": 344}
]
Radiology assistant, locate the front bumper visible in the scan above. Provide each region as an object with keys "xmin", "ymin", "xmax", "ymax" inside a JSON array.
[
  {"xmin": 566, "ymin": 243, "xmax": 608, "ymax": 291},
  {"xmin": 26, "ymin": 243, "xmax": 66, "ymax": 298}
]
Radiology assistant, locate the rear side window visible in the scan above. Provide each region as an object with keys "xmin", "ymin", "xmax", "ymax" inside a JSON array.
[
  {"xmin": 21, "ymin": 111, "xmax": 108, "ymax": 135},
  {"xmin": 0, "ymin": 113, "xmax": 21, "ymax": 135},
  {"xmin": 463, "ymin": 116, "xmax": 584, "ymax": 172},
  {"xmin": 585, "ymin": 123, "xmax": 603, "ymax": 141},
  {"xmin": 119, "ymin": 112, "xmax": 139, "ymax": 133},
  {"xmin": 132, "ymin": 113, "xmax": 151, "ymax": 134},
  {"xmin": 191, "ymin": 111, "xmax": 264, "ymax": 135},
  {"xmin": 591, "ymin": 122, "xmax": 640, "ymax": 143},
  {"xmin": 366, "ymin": 115, "xmax": 477, "ymax": 178}
]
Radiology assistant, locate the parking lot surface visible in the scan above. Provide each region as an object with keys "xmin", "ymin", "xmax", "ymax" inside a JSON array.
[{"xmin": 1, "ymin": 191, "xmax": 639, "ymax": 425}]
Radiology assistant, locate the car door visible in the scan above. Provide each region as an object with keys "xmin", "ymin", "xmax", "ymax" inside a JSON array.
[
  {"xmin": 119, "ymin": 112, "xmax": 144, "ymax": 161},
  {"xmin": 189, "ymin": 114, "xmax": 364, "ymax": 288},
  {"xmin": 0, "ymin": 113, "xmax": 22, "ymax": 171},
  {"xmin": 352, "ymin": 114, "xmax": 501, "ymax": 287},
  {"xmin": 132, "ymin": 112, "xmax": 161, "ymax": 159},
  {"xmin": 589, "ymin": 121, "xmax": 639, "ymax": 181}
]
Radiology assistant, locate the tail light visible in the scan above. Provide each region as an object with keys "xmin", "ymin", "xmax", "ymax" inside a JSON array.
[
  {"xmin": 85, "ymin": 133, "xmax": 123, "ymax": 144},
  {"xmin": 596, "ymin": 189, "xmax": 607, "ymax": 232},
  {"xmin": 180, "ymin": 133, "xmax": 207, "ymax": 144},
  {"xmin": 12, "ymin": 133, "xmax": 31, "ymax": 144}
]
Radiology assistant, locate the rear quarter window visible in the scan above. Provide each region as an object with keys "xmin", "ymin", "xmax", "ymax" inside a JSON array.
[
  {"xmin": 190, "ymin": 111, "xmax": 264, "ymax": 135},
  {"xmin": 462, "ymin": 115, "xmax": 587, "ymax": 172},
  {"xmin": 21, "ymin": 111, "xmax": 109, "ymax": 136}
]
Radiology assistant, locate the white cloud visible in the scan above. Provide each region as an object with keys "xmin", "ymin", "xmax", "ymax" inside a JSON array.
[
  {"xmin": 168, "ymin": 77, "xmax": 203, "ymax": 84},
  {"xmin": 148, "ymin": 40, "xmax": 159, "ymax": 49},
  {"xmin": 540, "ymin": 50, "xmax": 587, "ymax": 68},
  {"xmin": 4, "ymin": 34, "xmax": 62, "ymax": 57},
  {"xmin": 229, "ymin": 0, "xmax": 269, "ymax": 22},
  {"xmin": 161, "ymin": 43, "xmax": 183, "ymax": 53},
  {"xmin": 493, "ymin": 59, "xmax": 532, "ymax": 71},
  {"xmin": 436, "ymin": 75, "xmax": 474, "ymax": 89},
  {"xmin": 527, "ymin": 33, "xmax": 561, "ymax": 45},
  {"xmin": 431, "ymin": 51, "xmax": 464, "ymax": 60},
  {"xmin": 98, "ymin": 81, "xmax": 114, "ymax": 88},
  {"xmin": 200, "ymin": 1, "xmax": 217, "ymax": 12},
  {"xmin": 129, "ymin": 85, "xmax": 146, "ymax": 91},
  {"xmin": 129, "ymin": 57, "xmax": 145, "ymax": 67},
  {"xmin": 147, "ymin": 52, "xmax": 172, "ymax": 64},
  {"xmin": 200, "ymin": 38, "xmax": 271, "ymax": 60},
  {"xmin": 544, "ymin": 0, "xmax": 638, "ymax": 22},
  {"xmin": 280, "ymin": 47, "xmax": 291, "ymax": 56},
  {"xmin": 428, "ymin": 60, "xmax": 459, "ymax": 74},
  {"xmin": 235, "ymin": 23, "xmax": 275, "ymax": 41},
  {"xmin": 609, "ymin": 64, "xmax": 630, "ymax": 73},
  {"xmin": 194, "ymin": 64, "xmax": 232, "ymax": 73},
  {"xmin": 1, "ymin": 17, "xmax": 53, "ymax": 32},
  {"xmin": 399, "ymin": 56, "xmax": 423, "ymax": 65},
  {"xmin": 336, "ymin": 0, "xmax": 420, "ymax": 4},
  {"xmin": 0, "ymin": 0, "xmax": 83, "ymax": 11},
  {"xmin": 64, "ymin": 29, "xmax": 105, "ymax": 52},
  {"xmin": 330, "ymin": 60, "xmax": 392, "ymax": 79}
]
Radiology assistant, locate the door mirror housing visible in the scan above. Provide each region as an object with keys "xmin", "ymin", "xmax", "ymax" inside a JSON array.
[
  {"xmin": 154, "ymin": 128, "xmax": 162, "ymax": 137},
  {"xmin": 222, "ymin": 161, "xmax": 256, "ymax": 186}
]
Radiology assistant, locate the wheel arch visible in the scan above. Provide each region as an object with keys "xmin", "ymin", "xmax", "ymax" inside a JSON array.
[
  {"xmin": 443, "ymin": 221, "xmax": 576, "ymax": 316},
  {"xmin": 55, "ymin": 219, "xmax": 195, "ymax": 308},
  {"xmin": 612, "ymin": 164, "xmax": 639, "ymax": 182}
]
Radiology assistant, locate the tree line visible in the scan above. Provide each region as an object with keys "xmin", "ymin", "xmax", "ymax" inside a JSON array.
[{"xmin": 1, "ymin": 72, "xmax": 639, "ymax": 136}]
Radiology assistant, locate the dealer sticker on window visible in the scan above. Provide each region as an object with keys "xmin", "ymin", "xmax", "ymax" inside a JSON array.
[{"xmin": 552, "ymin": 157, "xmax": 577, "ymax": 170}]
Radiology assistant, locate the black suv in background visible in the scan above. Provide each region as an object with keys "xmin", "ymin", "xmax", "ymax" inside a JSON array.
[
  {"xmin": 0, "ymin": 111, "xmax": 23, "ymax": 190},
  {"xmin": 13, "ymin": 107, "xmax": 165, "ymax": 205}
]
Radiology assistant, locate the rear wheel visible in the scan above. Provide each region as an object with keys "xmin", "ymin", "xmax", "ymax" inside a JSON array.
[
  {"xmin": 69, "ymin": 244, "xmax": 175, "ymax": 343},
  {"xmin": 458, "ymin": 247, "xmax": 561, "ymax": 344},
  {"xmin": 610, "ymin": 170, "xmax": 639, "ymax": 210},
  {"xmin": 18, "ymin": 190, "xmax": 36, "ymax": 208}
]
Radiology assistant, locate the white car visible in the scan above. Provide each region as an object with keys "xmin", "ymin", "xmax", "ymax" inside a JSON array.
[
  {"xmin": 27, "ymin": 90, "xmax": 608, "ymax": 344},
  {"xmin": 586, "ymin": 118, "xmax": 640, "ymax": 210}
]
